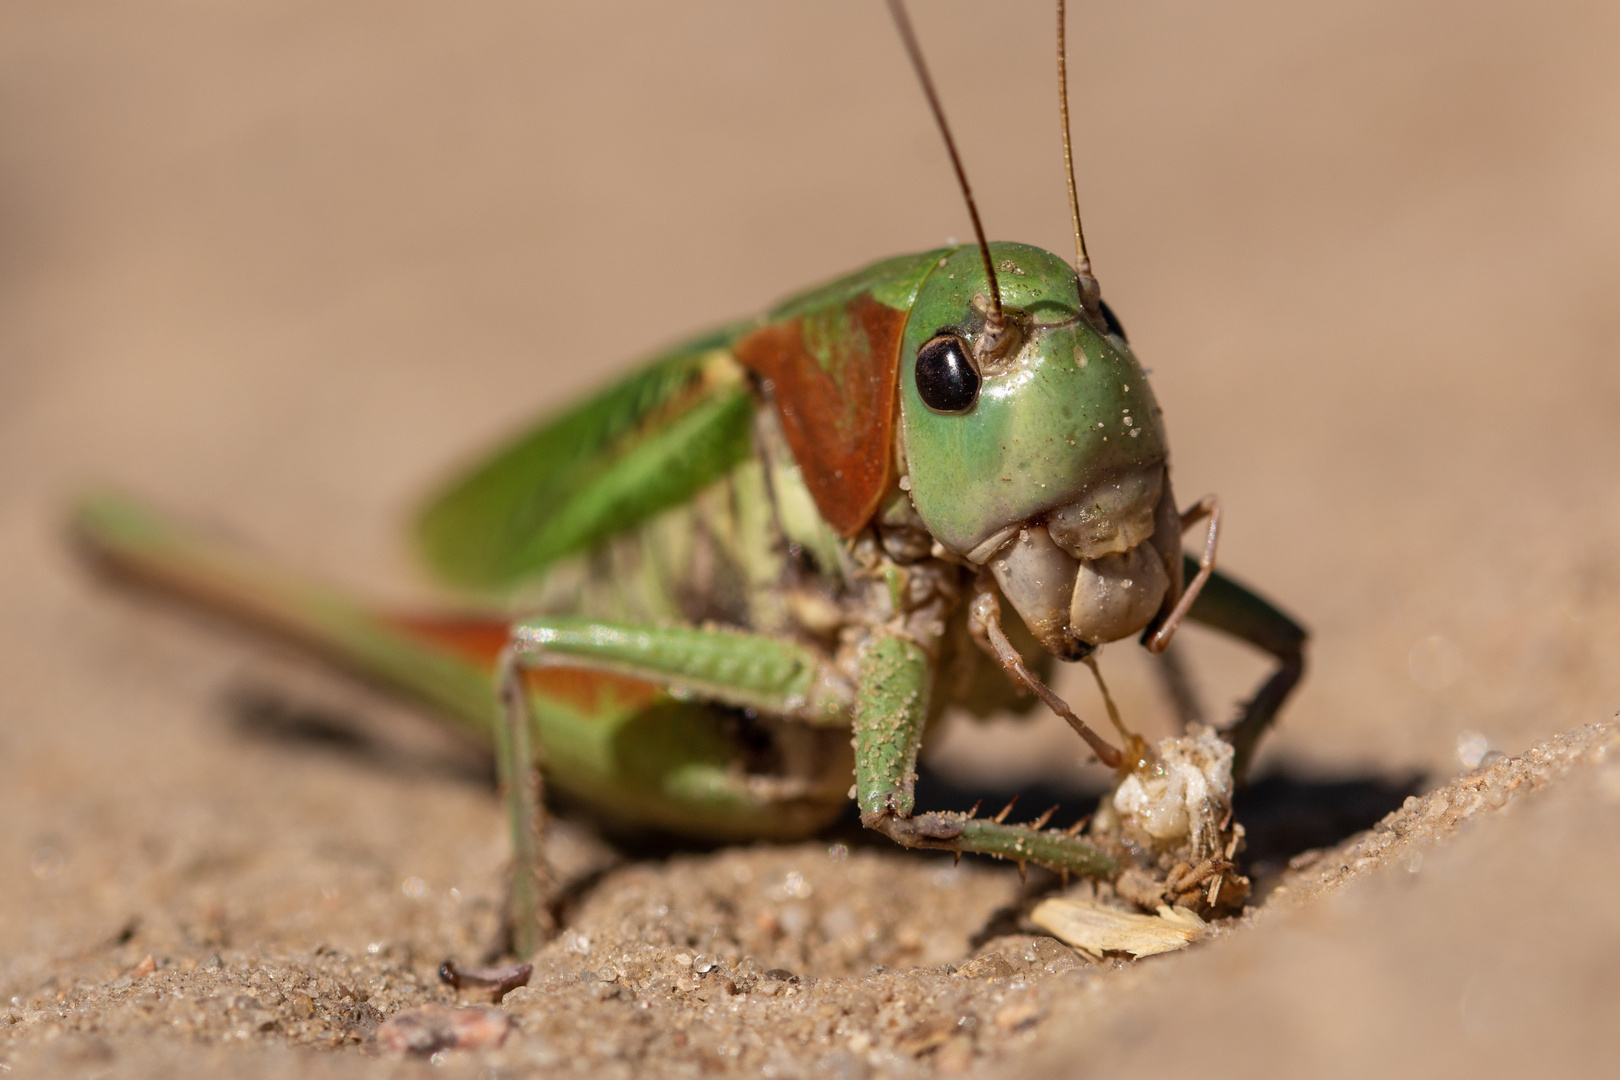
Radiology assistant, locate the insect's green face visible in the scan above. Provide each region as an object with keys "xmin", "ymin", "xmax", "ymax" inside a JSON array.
[{"xmin": 900, "ymin": 242, "xmax": 1182, "ymax": 659}]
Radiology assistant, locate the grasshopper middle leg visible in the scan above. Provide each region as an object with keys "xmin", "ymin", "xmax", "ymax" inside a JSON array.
[{"xmin": 494, "ymin": 615, "xmax": 855, "ymax": 951}]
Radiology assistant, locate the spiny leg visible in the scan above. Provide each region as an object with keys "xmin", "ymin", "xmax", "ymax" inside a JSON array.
[{"xmin": 853, "ymin": 633, "xmax": 1116, "ymax": 878}]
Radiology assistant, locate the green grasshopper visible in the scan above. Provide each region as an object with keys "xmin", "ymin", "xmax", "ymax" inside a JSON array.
[{"xmin": 74, "ymin": 2, "xmax": 1304, "ymax": 950}]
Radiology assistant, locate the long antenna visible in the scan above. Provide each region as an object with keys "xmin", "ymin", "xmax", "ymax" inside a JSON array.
[
  {"xmin": 885, "ymin": 0, "xmax": 1004, "ymax": 334},
  {"xmin": 1056, "ymin": 0, "xmax": 1092, "ymax": 279}
]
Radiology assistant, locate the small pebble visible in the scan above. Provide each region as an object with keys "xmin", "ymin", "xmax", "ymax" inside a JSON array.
[
  {"xmin": 439, "ymin": 959, "xmax": 533, "ymax": 1003},
  {"xmin": 374, "ymin": 1006, "xmax": 512, "ymax": 1056}
]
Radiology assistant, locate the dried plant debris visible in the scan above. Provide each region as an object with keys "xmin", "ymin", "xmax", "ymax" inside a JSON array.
[{"xmin": 1028, "ymin": 899, "xmax": 1205, "ymax": 960}]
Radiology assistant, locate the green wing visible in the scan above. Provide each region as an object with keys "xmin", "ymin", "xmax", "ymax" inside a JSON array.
[
  {"xmin": 414, "ymin": 250, "xmax": 947, "ymax": 595},
  {"xmin": 414, "ymin": 324, "xmax": 757, "ymax": 594}
]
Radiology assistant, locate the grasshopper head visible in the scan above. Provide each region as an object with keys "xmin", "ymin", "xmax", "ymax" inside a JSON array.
[{"xmin": 899, "ymin": 243, "xmax": 1182, "ymax": 659}]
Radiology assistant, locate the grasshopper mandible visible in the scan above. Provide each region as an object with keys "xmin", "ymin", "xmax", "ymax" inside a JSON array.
[{"xmin": 74, "ymin": 2, "xmax": 1305, "ymax": 950}]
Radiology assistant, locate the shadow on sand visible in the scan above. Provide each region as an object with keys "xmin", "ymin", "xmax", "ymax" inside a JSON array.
[
  {"xmin": 224, "ymin": 685, "xmax": 1425, "ymax": 892},
  {"xmin": 225, "ymin": 683, "xmax": 497, "ymax": 789}
]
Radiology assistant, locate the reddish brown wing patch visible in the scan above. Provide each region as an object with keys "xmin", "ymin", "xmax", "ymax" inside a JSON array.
[
  {"xmin": 524, "ymin": 667, "xmax": 662, "ymax": 716},
  {"xmin": 388, "ymin": 613, "xmax": 511, "ymax": 664},
  {"xmin": 734, "ymin": 294, "xmax": 907, "ymax": 537},
  {"xmin": 387, "ymin": 614, "xmax": 663, "ymax": 715}
]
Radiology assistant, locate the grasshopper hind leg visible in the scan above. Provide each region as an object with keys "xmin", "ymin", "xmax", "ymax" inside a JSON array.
[
  {"xmin": 494, "ymin": 646, "xmax": 555, "ymax": 959},
  {"xmin": 491, "ymin": 615, "xmax": 857, "ymax": 951}
]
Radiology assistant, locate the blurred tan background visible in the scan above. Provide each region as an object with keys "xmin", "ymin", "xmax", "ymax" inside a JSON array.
[{"xmin": 2, "ymin": 1, "xmax": 1618, "ymax": 1076}]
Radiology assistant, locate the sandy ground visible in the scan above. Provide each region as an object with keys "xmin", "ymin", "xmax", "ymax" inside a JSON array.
[{"xmin": 2, "ymin": 1, "xmax": 1619, "ymax": 1076}]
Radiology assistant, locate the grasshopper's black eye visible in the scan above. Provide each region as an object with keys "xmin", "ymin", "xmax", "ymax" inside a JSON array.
[
  {"xmin": 915, "ymin": 334, "xmax": 979, "ymax": 414},
  {"xmin": 1098, "ymin": 299, "xmax": 1127, "ymax": 342}
]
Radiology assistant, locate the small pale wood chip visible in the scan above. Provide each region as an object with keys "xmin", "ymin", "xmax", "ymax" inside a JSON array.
[{"xmin": 1030, "ymin": 897, "xmax": 1206, "ymax": 960}]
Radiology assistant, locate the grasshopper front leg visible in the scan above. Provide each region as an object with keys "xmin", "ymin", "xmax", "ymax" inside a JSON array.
[{"xmin": 853, "ymin": 634, "xmax": 1117, "ymax": 878}]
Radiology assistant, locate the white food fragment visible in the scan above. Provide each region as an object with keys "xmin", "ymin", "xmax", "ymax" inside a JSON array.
[{"xmin": 1111, "ymin": 726, "xmax": 1234, "ymax": 855}]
